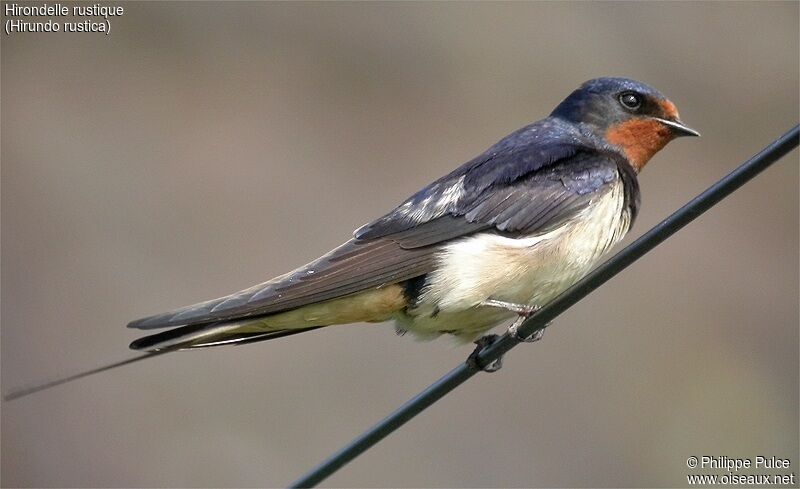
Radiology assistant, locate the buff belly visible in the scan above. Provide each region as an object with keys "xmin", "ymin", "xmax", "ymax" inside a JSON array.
[{"xmin": 397, "ymin": 178, "xmax": 631, "ymax": 342}]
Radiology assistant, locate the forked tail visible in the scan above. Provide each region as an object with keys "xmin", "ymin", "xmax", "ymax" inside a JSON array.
[
  {"xmin": 3, "ymin": 350, "xmax": 168, "ymax": 401},
  {"xmin": 3, "ymin": 323, "xmax": 323, "ymax": 401}
]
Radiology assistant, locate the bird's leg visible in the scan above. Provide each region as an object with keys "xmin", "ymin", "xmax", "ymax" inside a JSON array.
[
  {"xmin": 480, "ymin": 299, "xmax": 547, "ymax": 343},
  {"xmin": 466, "ymin": 334, "xmax": 503, "ymax": 372},
  {"xmin": 467, "ymin": 300, "xmax": 549, "ymax": 373}
]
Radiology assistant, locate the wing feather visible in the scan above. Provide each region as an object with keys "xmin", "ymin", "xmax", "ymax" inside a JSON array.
[
  {"xmin": 128, "ymin": 238, "xmax": 436, "ymax": 329},
  {"xmin": 129, "ymin": 118, "xmax": 639, "ymax": 333}
]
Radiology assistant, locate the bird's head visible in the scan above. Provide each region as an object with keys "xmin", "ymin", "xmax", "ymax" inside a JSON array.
[{"xmin": 551, "ymin": 77, "xmax": 699, "ymax": 172}]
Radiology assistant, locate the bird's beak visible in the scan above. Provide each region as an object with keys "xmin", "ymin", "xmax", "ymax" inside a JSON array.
[{"xmin": 652, "ymin": 117, "xmax": 701, "ymax": 137}]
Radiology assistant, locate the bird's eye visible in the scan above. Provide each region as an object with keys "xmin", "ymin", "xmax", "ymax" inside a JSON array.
[{"xmin": 619, "ymin": 92, "xmax": 642, "ymax": 110}]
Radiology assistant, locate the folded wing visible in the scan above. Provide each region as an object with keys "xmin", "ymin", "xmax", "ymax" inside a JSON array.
[{"xmin": 128, "ymin": 120, "xmax": 638, "ymax": 344}]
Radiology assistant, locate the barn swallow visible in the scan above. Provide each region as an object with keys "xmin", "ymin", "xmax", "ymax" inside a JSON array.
[
  {"xmin": 6, "ymin": 77, "xmax": 698, "ymax": 399},
  {"xmin": 127, "ymin": 76, "xmax": 697, "ymax": 351}
]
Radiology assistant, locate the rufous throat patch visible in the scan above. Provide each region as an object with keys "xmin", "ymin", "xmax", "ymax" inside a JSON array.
[{"xmin": 605, "ymin": 119, "xmax": 673, "ymax": 172}]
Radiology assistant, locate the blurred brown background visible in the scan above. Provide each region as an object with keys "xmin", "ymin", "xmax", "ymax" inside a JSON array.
[{"xmin": 2, "ymin": 2, "xmax": 798, "ymax": 487}]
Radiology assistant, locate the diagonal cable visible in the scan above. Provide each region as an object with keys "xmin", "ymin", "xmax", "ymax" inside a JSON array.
[{"xmin": 289, "ymin": 124, "xmax": 799, "ymax": 488}]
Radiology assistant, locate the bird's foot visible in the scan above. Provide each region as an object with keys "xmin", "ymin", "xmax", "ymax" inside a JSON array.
[
  {"xmin": 507, "ymin": 314, "xmax": 548, "ymax": 343},
  {"xmin": 480, "ymin": 299, "xmax": 545, "ymax": 342},
  {"xmin": 466, "ymin": 334, "xmax": 503, "ymax": 372}
]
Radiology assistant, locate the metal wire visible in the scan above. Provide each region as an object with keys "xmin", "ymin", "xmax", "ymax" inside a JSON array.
[{"xmin": 289, "ymin": 124, "xmax": 799, "ymax": 488}]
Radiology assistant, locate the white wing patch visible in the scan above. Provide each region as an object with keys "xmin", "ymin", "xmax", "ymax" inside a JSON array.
[
  {"xmin": 356, "ymin": 176, "xmax": 466, "ymax": 235},
  {"xmin": 397, "ymin": 175, "xmax": 465, "ymax": 223}
]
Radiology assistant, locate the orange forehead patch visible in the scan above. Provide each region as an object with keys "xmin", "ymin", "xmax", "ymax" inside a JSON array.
[
  {"xmin": 659, "ymin": 99, "xmax": 680, "ymax": 120},
  {"xmin": 605, "ymin": 119, "xmax": 674, "ymax": 172}
]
